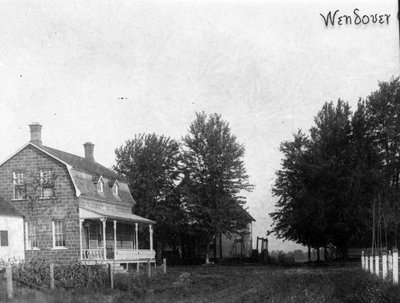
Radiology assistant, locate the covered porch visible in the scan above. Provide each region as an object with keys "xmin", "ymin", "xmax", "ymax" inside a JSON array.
[{"xmin": 79, "ymin": 206, "xmax": 156, "ymax": 264}]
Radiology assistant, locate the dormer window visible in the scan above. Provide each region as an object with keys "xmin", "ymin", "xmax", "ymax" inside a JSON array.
[
  {"xmin": 94, "ymin": 175, "xmax": 104, "ymax": 193},
  {"xmin": 97, "ymin": 178, "xmax": 104, "ymax": 193},
  {"xmin": 112, "ymin": 182, "xmax": 119, "ymax": 196}
]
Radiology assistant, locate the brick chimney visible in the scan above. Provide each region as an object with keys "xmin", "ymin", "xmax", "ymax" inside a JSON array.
[
  {"xmin": 29, "ymin": 123, "xmax": 42, "ymax": 146},
  {"xmin": 83, "ymin": 142, "xmax": 95, "ymax": 161}
]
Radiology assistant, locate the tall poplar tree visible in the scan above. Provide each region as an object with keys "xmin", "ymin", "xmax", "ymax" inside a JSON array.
[
  {"xmin": 363, "ymin": 78, "xmax": 400, "ymax": 250},
  {"xmin": 270, "ymin": 131, "xmax": 325, "ymax": 251},
  {"xmin": 271, "ymin": 78, "xmax": 400, "ymax": 256},
  {"xmin": 271, "ymin": 100, "xmax": 367, "ymax": 256}
]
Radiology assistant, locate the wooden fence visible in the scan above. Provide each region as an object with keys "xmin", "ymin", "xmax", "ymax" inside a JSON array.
[{"xmin": 361, "ymin": 249, "xmax": 398, "ymax": 284}]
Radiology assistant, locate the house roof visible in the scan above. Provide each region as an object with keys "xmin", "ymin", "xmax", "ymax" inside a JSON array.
[
  {"xmin": 39, "ymin": 145, "xmax": 134, "ymax": 204},
  {"xmin": 79, "ymin": 206, "xmax": 155, "ymax": 224},
  {"xmin": 41, "ymin": 145, "xmax": 124, "ymax": 181},
  {"xmin": 73, "ymin": 175, "xmax": 134, "ymax": 204},
  {"xmin": 234, "ymin": 203, "xmax": 255, "ymax": 222},
  {"xmin": 242, "ymin": 208, "xmax": 255, "ymax": 222},
  {"xmin": 0, "ymin": 196, "xmax": 22, "ymax": 217},
  {"xmin": 0, "ymin": 142, "xmax": 134, "ymax": 205}
]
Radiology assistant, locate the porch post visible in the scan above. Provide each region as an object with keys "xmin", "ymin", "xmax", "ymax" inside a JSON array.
[
  {"xmin": 132, "ymin": 225, "xmax": 135, "ymax": 249},
  {"xmin": 113, "ymin": 220, "xmax": 117, "ymax": 259},
  {"xmin": 79, "ymin": 219, "xmax": 84, "ymax": 260},
  {"xmin": 135, "ymin": 223, "xmax": 139, "ymax": 252},
  {"xmin": 101, "ymin": 217, "xmax": 107, "ymax": 260},
  {"xmin": 149, "ymin": 224, "xmax": 153, "ymax": 251}
]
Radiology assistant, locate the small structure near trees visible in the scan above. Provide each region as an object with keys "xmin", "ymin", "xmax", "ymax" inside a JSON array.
[
  {"xmin": 254, "ymin": 236, "xmax": 268, "ymax": 262},
  {"xmin": 0, "ymin": 196, "xmax": 24, "ymax": 262}
]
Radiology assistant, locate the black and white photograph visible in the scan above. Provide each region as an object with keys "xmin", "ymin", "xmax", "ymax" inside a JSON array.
[{"xmin": 0, "ymin": 0, "xmax": 399, "ymax": 302}]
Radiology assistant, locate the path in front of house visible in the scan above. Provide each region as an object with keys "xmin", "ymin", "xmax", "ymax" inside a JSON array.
[{"xmin": 168, "ymin": 264, "xmax": 358, "ymax": 303}]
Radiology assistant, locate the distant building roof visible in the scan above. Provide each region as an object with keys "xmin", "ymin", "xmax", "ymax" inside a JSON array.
[
  {"xmin": 0, "ymin": 196, "xmax": 22, "ymax": 217},
  {"xmin": 235, "ymin": 202, "xmax": 255, "ymax": 222},
  {"xmin": 244, "ymin": 209, "xmax": 255, "ymax": 222}
]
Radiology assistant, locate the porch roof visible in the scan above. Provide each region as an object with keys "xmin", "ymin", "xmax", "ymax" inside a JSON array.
[{"xmin": 79, "ymin": 206, "xmax": 155, "ymax": 224}]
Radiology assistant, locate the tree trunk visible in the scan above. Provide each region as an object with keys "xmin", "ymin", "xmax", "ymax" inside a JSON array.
[
  {"xmin": 190, "ymin": 237, "xmax": 194, "ymax": 260},
  {"xmin": 205, "ymin": 241, "xmax": 210, "ymax": 264},
  {"xmin": 338, "ymin": 241, "xmax": 349, "ymax": 259},
  {"xmin": 372, "ymin": 200, "xmax": 376, "ymax": 255},
  {"xmin": 213, "ymin": 235, "xmax": 217, "ymax": 262},
  {"xmin": 160, "ymin": 237, "xmax": 165, "ymax": 261},
  {"xmin": 384, "ymin": 217, "xmax": 388, "ymax": 251},
  {"xmin": 324, "ymin": 245, "xmax": 327, "ymax": 261},
  {"xmin": 307, "ymin": 245, "xmax": 311, "ymax": 262},
  {"xmin": 317, "ymin": 247, "xmax": 320, "ymax": 261},
  {"xmin": 219, "ymin": 232, "xmax": 223, "ymax": 259}
]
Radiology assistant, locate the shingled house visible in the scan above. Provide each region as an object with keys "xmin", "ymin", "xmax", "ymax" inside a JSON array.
[{"xmin": 0, "ymin": 123, "xmax": 155, "ymax": 266}]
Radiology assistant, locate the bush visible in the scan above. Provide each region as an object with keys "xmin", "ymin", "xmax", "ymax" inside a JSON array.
[
  {"xmin": 269, "ymin": 250, "xmax": 296, "ymax": 267},
  {"xmin": 54, "ymin": 261, "xmax": 109, "ymax": 289},
  {"xmin": 12, "ymin": 257, "xmax": 109, "ymax": 290},
  {"xmin": 114, "ymin": 264, "xmax": 165, "ymax": 293},
  {"xmin": 13, "ymin": 257, "xmax": 50, "ymax": 288}
]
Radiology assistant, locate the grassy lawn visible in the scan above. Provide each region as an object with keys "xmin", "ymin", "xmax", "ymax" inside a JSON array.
[{"xmin": 2, "ymin": 264, "xmax": 400, "ymax": 302}]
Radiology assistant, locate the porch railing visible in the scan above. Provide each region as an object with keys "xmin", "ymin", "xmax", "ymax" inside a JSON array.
[
  {"xmin": 82, "ymin": 248, "xmax": 104, "ymax": 260},
  {"xmin": 81, "ymin": 248, "xmax": 155, "ymax": 261},
  {"xmin": 115, "ymin": 249, "xmax": 156, "ymax": 260}
]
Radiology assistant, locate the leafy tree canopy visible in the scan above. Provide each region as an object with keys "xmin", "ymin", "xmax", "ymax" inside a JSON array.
[
  {"xmin": 114, "ymin": 133, "xmax": 186, "ymax": 244},
  {"xmin": 182, "ymin": 112, "xmax": 253, "ymax": 242},
  {"xmin": 271, "ymin": 77, "xmax": 400, "ymax": 255}
]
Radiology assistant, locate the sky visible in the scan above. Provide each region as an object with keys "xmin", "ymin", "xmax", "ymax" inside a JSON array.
[{"xmin": 0, "ymin": 0, "xmax": 398, "ymax": 251}]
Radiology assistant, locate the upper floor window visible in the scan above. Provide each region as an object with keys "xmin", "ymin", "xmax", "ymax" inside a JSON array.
[
  {"xmin": 13, "ymin": 171, "xmax": 26, "ymax": 199},
  {"xmin": 26, "ymin": 221, "xmax": 38, "ymax": 249},
  {"xmin": 40, "ymin": 169, "xmax": 54, "ymax": 198},
  {"xmin": 52, "ymin": 220, "xmax": 66, "ymax": 248}
]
